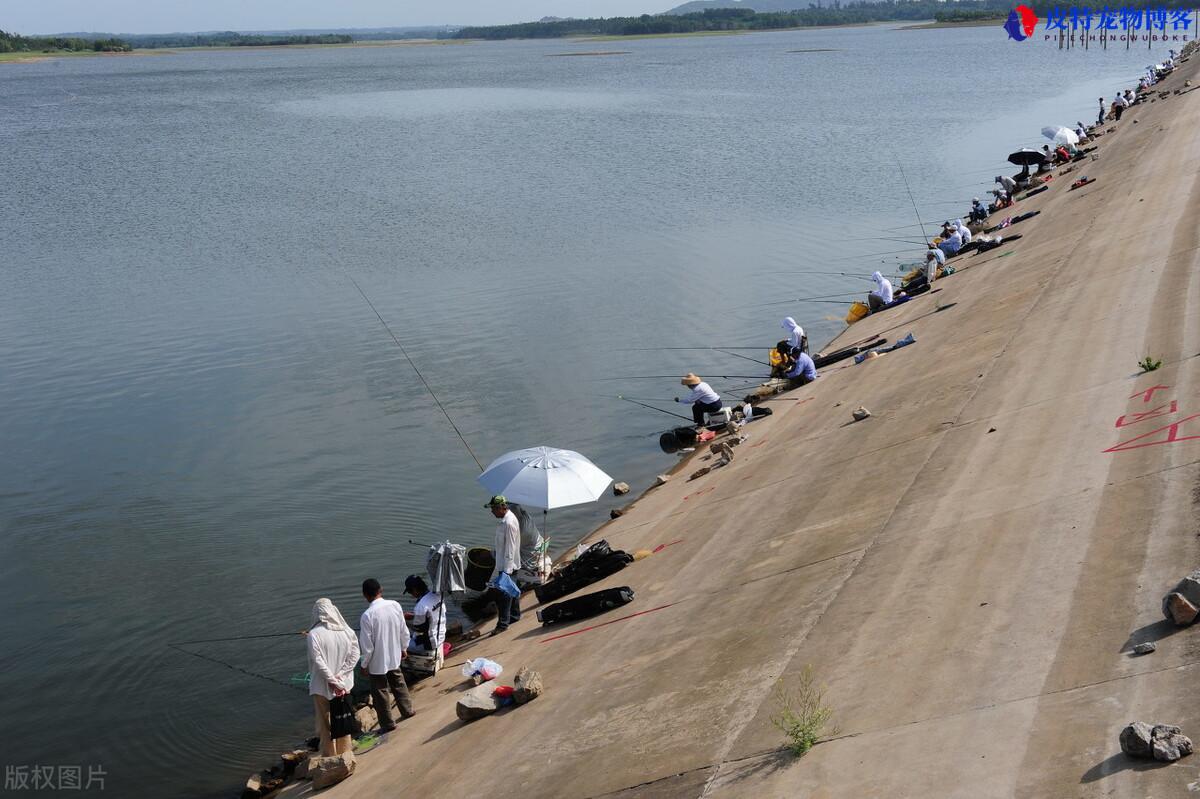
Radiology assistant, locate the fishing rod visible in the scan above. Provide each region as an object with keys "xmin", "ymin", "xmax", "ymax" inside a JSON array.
[
  {"xmin": 345, "ymin": 274, "xmax": 485, "ymax": 472},
  {"xmin": 616, "ymin": 395, "xmax": 695, "ymax": 421},
  {"xmin": 756, "ymin": 270, "xmax": 875, "ymax": 280},
  {"xmin": 898, "ymin": 161, "xmax": 931, "ymax": 247},
  {"xmin": 831, "ymin": 247, "xmax": 922, "ymax": 261},
  {"xmin": 715, "ymin": 348, "xmax": 770, "ymax": 366},
  {"xmin": 597, "ymin": 373, "xmax": 767, "ymax": 381}
]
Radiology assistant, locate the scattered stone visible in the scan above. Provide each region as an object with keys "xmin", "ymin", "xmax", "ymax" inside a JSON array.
[
  {"xmin": 610, "ymin": 508, "xmax": 624, "ymax": 519},
  {"xmin": 613, "ymin": 481, "xmax": 630, "ymax": 496},
  {"xmin": 1120, "ymin": 721, "xmax": 1193, "ymax": 762},
  {"xmin": 689, "ymin": 466, "xmax": 712, "ymax": 481},
  {"xmin": 309, "ymin": 752, "xmax": 356, "ymax": 790},
  {"xmin": 355, "ymin": 704, "xmax": 377, "ymax": 734},
  {"xmin": 513, "ymin": 666, "xmax": 544, "ymax": 704},
  {"xmin": 653, "ymin": 474, "xmax": 670, "ymax": 487},
  {"xmin": 294, "ymin": 757, "xmax": 312, "ymax": 781},
  {"xmin": 1162, "ymin": 570, "xmax": 1200, "ymax": 625},
  {"xmin": 280, "ymin": 750, "xmax": 309, "ymax": 777},
  {"xmin": 1132, "ymin": 642, "xmax": 1157, "ymax": 655},
  {"xmin": 456, "ymin": 680, "xmax": 502, "ymax": 721},
  {"xmin": 240, "ymin": 773, "xmax": 262, "ymax": 799},
  {"xmin": 1120, "ymin": 721, "xmax": 1155, "ymax": 758},
  {"xmin": 987, "ymin": 427, "xmax": 997, "ymax": 433},
  {"xmin": 851, "ymin": 406, "xmax": 871, "ymax": 421}
]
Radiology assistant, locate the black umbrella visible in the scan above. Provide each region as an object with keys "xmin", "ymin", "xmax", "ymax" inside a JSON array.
[{"xmin": 1008, "ymin": 148, "xmax": 1047, "ymax": 166}]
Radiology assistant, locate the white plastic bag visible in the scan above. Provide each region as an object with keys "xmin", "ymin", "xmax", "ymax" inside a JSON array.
[{"xmin": 461, "ymin": 657, "xmax": 503, "ymax": 682}]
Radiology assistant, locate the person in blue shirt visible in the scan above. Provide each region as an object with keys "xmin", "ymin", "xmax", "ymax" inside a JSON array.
[{"xmin": 784, "ymin": 352, "xmax": 818, "ymax": 387}]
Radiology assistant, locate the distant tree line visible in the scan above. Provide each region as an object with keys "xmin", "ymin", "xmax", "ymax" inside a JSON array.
[
  {"xmin": 0, "ymin": 29, "xmax": 131, "ymax": 52},
  {"xmin": 120, "ymin": 32, "xmax": 353, "ymax": 48},
  {"xmin": 451, "ymin": 1, "xmax": 1198, "ymax": 38}
]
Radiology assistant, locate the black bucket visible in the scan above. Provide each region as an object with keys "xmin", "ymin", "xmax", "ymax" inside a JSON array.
[
  {"xmin": 658, "ymin": 426, "xmax": 698, "ymax": 454},
  {"xmin": 464, "ymin": 547, "xmax": 495, "ymax": 592}
]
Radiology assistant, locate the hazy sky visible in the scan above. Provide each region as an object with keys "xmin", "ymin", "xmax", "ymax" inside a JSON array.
[{"xmin": 8, "ymin": 0, "xmax": 673, "ymax": 35}]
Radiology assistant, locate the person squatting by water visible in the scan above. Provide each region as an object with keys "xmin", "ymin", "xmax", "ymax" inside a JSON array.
[
  {"xmin": 675, "ymin": 373, "xmax": 723, "ymax": 425},
  {"xmin": 487, "ymin": 495, "xmax": 522, "ymax": 635},
  {"xmin": 359, "ymin": 578, "xmax": 416, "ymax": 731},
  {"xmin": 307, "ymin": 598, "xmax": 360, "ymax": 757},
  {"xmin": 868, "ymin": 271, "xmax": 894, "ymax": 312},
  {"xmin": 404, "ymin": 574, "xmax": 446, "ymax": 666}
]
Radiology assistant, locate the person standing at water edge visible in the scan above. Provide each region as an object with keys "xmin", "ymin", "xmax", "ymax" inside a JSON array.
[
  {"xmin": 1098, "ymin": 96, "xmax": 1106, "ymax": 125},
  {"xmin": 676, "ymin": 373, "xmax": 723, "ymax": 425},
  {"xmin": 308, "ymin": 598, "xmax": 360, "ymax": 757},
  {"xmin": 487, "ymin": 495, "xmax": 522, "ymax": 635},
  {"xmin": 358, "ymin": 578, "xmax": 415, "ymax": 731}
]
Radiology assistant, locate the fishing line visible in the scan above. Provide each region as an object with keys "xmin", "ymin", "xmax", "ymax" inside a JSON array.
[
  {"xmin": 168, "ymin": 638, "xmax": 306, "ymax": 693},
  {"xmin": 897, "ymin": 161, "xmax": 931, "ymax": 247},
  {"xmin": 616, "ymin": 395, "xmax": 694, "ymax": 421},
  {"xmin": 345, "ymin": 274, "xmax": 485, "ymax": 472}
]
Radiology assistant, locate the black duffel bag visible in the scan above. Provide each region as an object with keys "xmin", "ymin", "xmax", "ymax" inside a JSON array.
[
  {"xmin": 534, "ymin": 540, "xmax": 633, "ymax": 604},
  {"xmin": 537, "ymin": 586, "xmax": 635, "ymax": 626}
]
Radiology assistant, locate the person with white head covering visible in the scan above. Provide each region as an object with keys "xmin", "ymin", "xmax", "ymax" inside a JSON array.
[
  {"xmin": 995, "ymin": 174, "xmax": 1017, "ymax": 196},
  {"xmin": 676, "ymin": 373, "xmax": 723, "ymax": 426},
  {"xmin": 867, "ymin": 271, "xmax": 893, "ymax": 312},
  {"xmin": 938, "ymin": 224, "xmax": 963, "ymax": 257},
  {"xmin": 780, "ymin": 317, "xmax": 808, "ymax": 355},
  {"xmin": 954, "ymin": 219, "xmax": 972, "ymax": 246},
  {"xmin": 308, "ymin": 598, "xmax": 360, "ymax": 757},
  {"xmin": 923, "ymin": 245, "xmax": 945, "ymax": 288}
]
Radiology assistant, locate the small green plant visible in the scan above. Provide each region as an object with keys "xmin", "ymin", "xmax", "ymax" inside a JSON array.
[
  {"xmin": 1138, "ymin": 356, "xmax": 1163, "ymax": 372},
  {"xmin": 770, "ymin": 665, "xmax": 837, "ymax": 757}
]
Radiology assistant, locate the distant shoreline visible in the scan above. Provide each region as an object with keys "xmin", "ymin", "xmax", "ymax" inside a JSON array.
[
  {"xmin": 0, "ymin": 38, "xmax": 467, "ymax": 64},
  {"xmin": 899, "ymin": 18, "xmax": 1003, "ymax": 30}
]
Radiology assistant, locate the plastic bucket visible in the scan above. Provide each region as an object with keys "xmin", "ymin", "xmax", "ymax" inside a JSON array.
[
  {"xmin": 845, "ymin": 301, "xmax": 869, "ymax": 325},
  {"xmin": 465, "ymin": 547, "xmax": 495, "ymax": 592}
]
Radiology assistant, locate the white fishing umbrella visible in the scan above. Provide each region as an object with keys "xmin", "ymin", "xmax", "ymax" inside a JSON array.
[
  {"xmin": 1041, "ymin": 125, "xmax": 1080, "ymax": 146},
  {"xmin": 478, "ymin": 446, "xmax": 612, "ymax": 509}
]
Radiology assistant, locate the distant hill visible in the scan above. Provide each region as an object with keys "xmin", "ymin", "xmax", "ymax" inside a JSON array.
[{"xmin": 665, "ymin": 0, "xmax": 816, "ymax": 14}]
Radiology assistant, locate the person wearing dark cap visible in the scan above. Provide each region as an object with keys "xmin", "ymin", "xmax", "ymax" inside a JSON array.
[
  {"xmin": 404, "ymin": 574, "xmax": 446, "ymax": 664},
  {"xmin": 486, "ymin": 495, "xmax": 522, "ymax": 635}
]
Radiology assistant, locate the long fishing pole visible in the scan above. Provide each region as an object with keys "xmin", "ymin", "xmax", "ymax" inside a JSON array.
[
  {"xmin": 715, "ymin": 348, "xmax": 770, "ymax": 366},
  {"xmin": 898, "ymin": 162, "xmax": 931, "ymax": 247},
  {"xmin": 597, "ymin": 373, "xmax": 767, "ymax": 381},
  {"xmin": 617, "ymin": 395, "xmax": 695, "ymax": 421},
  {"xmin": 346, "ymin": 274, "xmax": 485, "ymax": 472}
]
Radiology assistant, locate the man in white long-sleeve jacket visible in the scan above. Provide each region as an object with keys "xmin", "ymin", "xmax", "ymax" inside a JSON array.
[
  {"xmin": 487, "ymin": 494, "xmax": 522, "ymax": 635},
  {"xmin": 358, "ymin": 578, "xmax": 415, "ymax": 731}
]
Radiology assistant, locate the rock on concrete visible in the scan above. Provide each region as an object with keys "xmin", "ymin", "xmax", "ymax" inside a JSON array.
[
  {"xmin": 1163, "ymin": 592, "xmax": 1200, "ymax": 626},
  {"xmin": 456, "ymin": 681, "xmax": 502, "ymax": 722},
  {"xmin": 653, "ymin": 474, "xmax": 670, "ymax": 487},
  {"xmin": 613, "ymin": 482, "xmax": 630, "ymax": 495},
  {"xmin": 309, "ymin": 752, "xmax": 356, "ymax": 790},
  {"xmin": 355, "ymin": 703, "xmax": 378, "ymax": 734},
  {"xmin": 1132, "ymin": 642, "xmax": 1157, "ymax": 655},
  {"xmin": 240, "ymin": 773, "xmax": 262, "ymax": 799},
  {"xmin": 1162, "ymin": 570, "xmax": 1200, "ymax": 624},
  {"xmin": 513, "ymin": 667, "xmax": 544, "ymax": 705},
  {"xmin": 1120, "ymin": 722, "xmax": 1193, "ymax": 762}
]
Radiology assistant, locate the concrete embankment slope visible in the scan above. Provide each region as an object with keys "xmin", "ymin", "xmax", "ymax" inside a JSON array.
[{"xmin": 293, "ymin": 62, "xmax": 1200, "ymax": 799}]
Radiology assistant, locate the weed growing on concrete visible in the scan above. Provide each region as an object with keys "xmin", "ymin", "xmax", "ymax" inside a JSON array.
[
  {"xmin": 1138, "ymin": 356, "xmax": 1163, "ymax": 372},
  {"xmin": 771, "ymin": 665, "xmax": 837, "ymax": 757}
]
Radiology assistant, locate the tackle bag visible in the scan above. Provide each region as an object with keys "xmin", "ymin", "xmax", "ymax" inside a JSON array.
[
  {"xmin": 536, "ymin": 586, "xmax": 635, "ymax": 626},
  {"xmin": 533, "ymin": 540, "xmax": 633, "ymax": 604},
  {"xmin": 329, "ymin": 695, "xmax": 356, "ymax": 738}
]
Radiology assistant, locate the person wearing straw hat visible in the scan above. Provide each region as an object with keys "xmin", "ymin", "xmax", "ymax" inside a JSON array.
[
  {"xmin": 307, "ymin": 598, "xmax": 360, "ymax": 757},
  {"xmin": 675, "ymin": 373, "xmax": 723, "ymax": 426}
]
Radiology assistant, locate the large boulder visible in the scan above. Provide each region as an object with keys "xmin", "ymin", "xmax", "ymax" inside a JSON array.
[
  {"xmin": 309, "ymin": 752, "xmax": 356, "ymax": 790},
  {"xmin": 456, "ymin": 681, "xmax": 502, "ymax": 722},
  {"xmin": 354, "ymin": 704, "xmax": 377, "ymax": 734},
  {"xmin": 1120, "ymin": 722, "xmax": 1154, "ymax": 758},
  {"xmin": 1162, "ymin": 570, "xmax": 1200, "ymax": 625},
  {"xmin": 513, "ymin": 667, "xmax": 544, "ymax": 705},
  {"xmin": 1120, "ymin": 722, "xmax": 1193, "ymax": 762}
]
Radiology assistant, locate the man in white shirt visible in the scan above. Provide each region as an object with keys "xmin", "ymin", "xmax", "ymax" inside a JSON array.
[
  {"xmin": 404, "ymin": 574, "xmax": 446, "ymax": 656},
  {"xmin": 675, "ymin": 373, "xmax": 723, "ymax": 426},
  {"xmin": 358, "ymin": 578, "xmax": 415, "ymax": 731},
  {"xmin": 487, "ymin": 495, "xmax": 522, "ymax": 635}
]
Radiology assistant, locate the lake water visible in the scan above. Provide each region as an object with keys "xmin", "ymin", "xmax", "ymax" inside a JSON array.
[{"xmin": 0, "ymin": 25, "xmax": 1164, "ymax": 796}]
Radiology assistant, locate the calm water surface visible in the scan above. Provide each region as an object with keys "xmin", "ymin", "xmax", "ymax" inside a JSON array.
[{"xmin": 0, "ymin": 25, "xmax": 1161, "ymax": 796}]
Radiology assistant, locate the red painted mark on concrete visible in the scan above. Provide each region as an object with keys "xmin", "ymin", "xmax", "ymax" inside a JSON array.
[
  {"xmin": 540, "ymin": 603, "xmax": 679, "ymax": 643},
  {"xmin": 1115, "ymin": 401, "xmax": 1178, "ymax": 428},
  {"xmin": 749, "ymin": 439, "xmax": 768, "ymax": 449},
  {"xmin": 1104, "ymin": 413, "xmax": 1200, "ymax": 453},
  {"xmin": 1130, "ymin": 385, "xmax": 1170, "ymax": 403},
  {"xmin": 682, "ymin": 486, "xmax": 715, "ymax": 501},
  {"xmin": 652, "ymin": 539, "xmax": 684, "ymax": 553}
]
